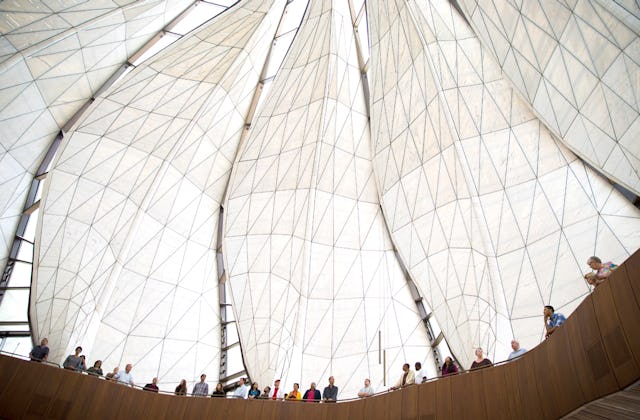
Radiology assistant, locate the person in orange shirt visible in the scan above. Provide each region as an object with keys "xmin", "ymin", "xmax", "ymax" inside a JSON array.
[{"xmin": 287, "ymin": 383, "xmax": 302, "ymax": 400}]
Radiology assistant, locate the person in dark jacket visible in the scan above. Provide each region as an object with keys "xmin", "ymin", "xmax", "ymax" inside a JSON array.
[
  {"xmin": 441, "ymin": 357, "xmax": 459, "ymax": 376},
  {"xmin": 302, "ymin": 382, "xmax": 321, "ymax": 402}
]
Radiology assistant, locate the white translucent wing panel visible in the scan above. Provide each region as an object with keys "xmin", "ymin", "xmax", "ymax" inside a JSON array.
[
  {"xmin": 33, "ymin": 0, "xmax": 285, "ymax": 389},
  {"xmin": 368, "ymin": 0, "xmax": 483, "ymax": 368},
  {"xmin": 0, "ymin": 0, "xmax": 139, "ymax": 62},
  {"xmin": 0, "ymin": 0, "xmax": 193, "ymax": 283},
  {"xmin": 367, "ymin": 0, "xmax": 640, "ymax": 367},
  {"xmin": 224, "ymin": 0, "xmax": 432, "ymax": 398},
  {"xmin": 457, "ymin": 0, "xmax": 640, "ymax": 195}
]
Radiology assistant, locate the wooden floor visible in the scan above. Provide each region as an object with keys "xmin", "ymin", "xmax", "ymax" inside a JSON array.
[{"xmin": 562, "ymin": 380, "xmax": 640, "ymax": 419}]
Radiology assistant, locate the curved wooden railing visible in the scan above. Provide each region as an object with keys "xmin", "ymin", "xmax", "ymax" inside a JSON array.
[{"xmin": 1, "ymin": 249, "xmax": 639, "ymax": 419}]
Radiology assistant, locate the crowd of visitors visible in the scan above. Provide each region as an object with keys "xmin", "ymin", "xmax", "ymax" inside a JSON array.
[{"xmin": 23, "ymin": 255, "xmax": 615, "ymax": 401}]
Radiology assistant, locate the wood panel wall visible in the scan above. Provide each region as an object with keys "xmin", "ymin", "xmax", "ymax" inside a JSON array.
[{"xmin": 2, "ymin": 249, "xmax": 639, "ymax": 419}]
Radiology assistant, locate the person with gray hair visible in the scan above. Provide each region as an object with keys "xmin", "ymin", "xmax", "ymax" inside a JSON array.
[
  {"xmin": 585, "ymin": 256, "xmax": 617, "ymax": 287},
  {"xmin": 470, "ymin": 348, "xmax": 492, "ymax": 369},
  {"xmin": 302, "ymin": 382, "xmax": 321, "ymax": 402},
  {"xmin": 114, "ymin": 363, "xmax": 134, "ymax": 387},
  {"xmin": 508, "ymin": 340, "xmax": 527, "ymax": 360}
]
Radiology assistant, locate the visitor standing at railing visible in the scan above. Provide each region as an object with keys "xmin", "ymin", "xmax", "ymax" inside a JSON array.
[
  {"xmin": 508, "ymin": 340, "xmax": 527, "ymax": 360},
  {"xmin": 143, "ymin": 377, "xmax": 159, "ymax": 392},
  {"xmin": 322, "ymin": 376, "xmax": 338, "ymax": 402},
  {"xmin": 390, "ymin": 363, "xmax": 415, "ymax": 390},
  {"xmin": 287, "ymin": 383, "xmax": 301, "ymax": 400},
  {"xmin": 441, "ymin": 356, "xmax": 458, "ymax": 376},
  {"xmin": 544, "ymin": 305, "xmax": 566, "ymax": 339},
  {"xmin": 270, "ymin": 379, "xmax": 284, "ymax": 399},
  {"xmin": 415, "ymin": 362, "xmax": 427, "ymax": 384},
  {"xmin": 86, "ymin": 360, "xmax": 103, "ymax": 376},
  {"xmin": 212, "ymin": 382, "xmax": 226, "ymax": 397},
  {"xmin": 470, "ymin": 348, "xmax": 492, "ymax": 370},
  {"xmin": 302, "ymin": 382, "xmax": 321, "ymax": 402},
  {"xmin": 258, "ymin": 385, "xmax": 270, "ymax": 399},
  {"xmin": 114, "ymin": 363, "xmax": 135, "ymax": 387},
  {"xmin": 248, "ymin": 382, "xmax": 261, "ymax": 399},
  {"xmin": 29, "ymin": 338, "xmax": 49, "ymax": 362},
  {"xmin": 357, "ymin": 379, "xmax": 374, "ymax": 398},
  {"xmin": 584, "ymin": 256, "xmax": 617, "ymax": 288},
  {"xmin": 233, "ymin": 377, "xmax": 250, "ymax": 399},
  {"xmin": 62, "ymin": 346, "xmax": 85, "ymax": 371},
  {"xmin": 175, "ymin": 379, "xmax": 187, "ymax": 395},
  {"xmin": 192, "ymin": 374, "xmax": 209, "ymax": 396}
]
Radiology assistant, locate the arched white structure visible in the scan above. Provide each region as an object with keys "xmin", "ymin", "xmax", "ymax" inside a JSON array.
[
  {"xmin": 457, "ymin": 0, "xmax": 640, "ymax": 195},
  {"xmin": 0, "ymin": 0, "xmax": 634, "ymax": 398},
  {"xmin": 223, "ymin": 0, "xmax": 435, "ymax": 398},
  {"xmin": 367, "ymin": 0, "xmax": 640, "ymax": 366},
  {"xmin": 0, "ymin": 0, "xmax": 195, "ymax": 274},
  {"xmin": 32, "ymin": 0, "xmax": 286, "ymax": 388}
]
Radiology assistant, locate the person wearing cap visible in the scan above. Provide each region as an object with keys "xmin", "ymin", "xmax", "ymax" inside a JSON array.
[{"xmin": 270, "ymin": 379, "xmax": 284, "ymax": 399}]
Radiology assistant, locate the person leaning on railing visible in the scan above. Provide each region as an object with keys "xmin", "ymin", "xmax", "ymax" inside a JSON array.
[
  {"xmin": 114, "ymin": 363, "xmax": 134, "ymax": 387},
  {"xmin": 357, "ymin": 379, "xmax": 374, "ymax": 398},
  {"xmin": 86, "ymin": 360, "xmax": 103, "ymax": 376},
  {"xmin": 233, "ymin": 377, "xmax": 250, "ymax": 399},
  {"xmin": 322, "ymin": 376, "xmax": 338, "ymax": 402},
  {"xmin": 544, "ymin": 305, "xmax": 566, "ymax": 339},
  {"xmin": 287, "ymin": 383, "xmax": 301, "ymax": 400},
  {"xmin": 192, "ymin": 374, "xmax": 209, "ymax": 397},
  {"xmin": 390, "ymin": 363, "xmax": 415, "ymax": 390},
  {"xmin": 441, "ymin": 356, "xmax": 459, "ymax": 376},
  {"xmin": 212, "ymin": 382, "xmax": 226, "ymax": 398},
  {"xmin": 175, "ymin": 379, "xmax": 187, "ymax": 396},
  {"xmin": 584, "ymin": 256, "xmax": 617, "ymax": 288},
  {"xmin": 470, "ymin": 348, "xmax": 492, "ymax": 370},
  {"xmin": 29, "ymin": 338, "xmax": 49, "ymax": 362},
  {"xmin": 302, "ymin": 382, "xmax": 321, "ymax": 402},
  {"xmin": 507, "ymin": 340, "xmax": 527, "ymax": 360},
  {"xmin": 248, "ymin": 382, "xmax": 261, "ymax": 399},
  {"xmin": 143, "ymin": 377, "xmax": 159, "ymax": 392},
  {"xmin": 62, "ymin": 346, "xmax": 85, "ymax": 371}
]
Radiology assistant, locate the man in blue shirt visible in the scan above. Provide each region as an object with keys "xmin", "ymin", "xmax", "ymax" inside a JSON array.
[
  {"xmin": 29, "ymin": 338, "xmax": 49, "ymax": 362},
  {"xmin": 544, "ymin": 305, "xmax": 566, "ymax": 338},
  {"xmin": 507, "ymin": 340, "xmax": 527, "ymax": 360},
  {"xmin": 322, "ymin": 376, "xmax": 338, "ymax": 402},
  {"xmin": 192, "ymin": 374, "xmax": 209, "ymax": 396}
]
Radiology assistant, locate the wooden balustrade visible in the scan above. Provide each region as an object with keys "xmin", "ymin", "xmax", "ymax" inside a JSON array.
[{"xmin": 1, "ymin": 249, "xmax": 639, "ymax": 419}]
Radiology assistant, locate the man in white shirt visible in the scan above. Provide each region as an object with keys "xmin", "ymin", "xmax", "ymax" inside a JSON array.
[
  {"xmin": 270, "ymin": 379, "xmax": 284, "ymax": 400},
  {"xmin": 114, "ymin": 364, "xmax": 134, "ymax": 387},
  {"xmin": 508, "ymin": 340, "xmax": 527, "ymax": 360},
  {"xmin": 391, "ymin": 363, "xmax": 415, "ymax": 390},
  {"xmin": 233, "ymin": 377, "xmax": 250, "ymax": 399},
  {"xmin": 414, "ymin": 362, "xmax": 426, "ymax": 384}
]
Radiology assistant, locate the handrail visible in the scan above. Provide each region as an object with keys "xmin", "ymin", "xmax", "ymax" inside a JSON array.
[
  {"xmin": 0, "ymin": 248, "xmax": 639, "ymax": 419},
  {"xmin": 0, "ymin": 348, "xmax": 508, "ymax": 402},
  {"xmin": 0, "ymin": 349, "xmax": 61, "ymax": 368}
]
